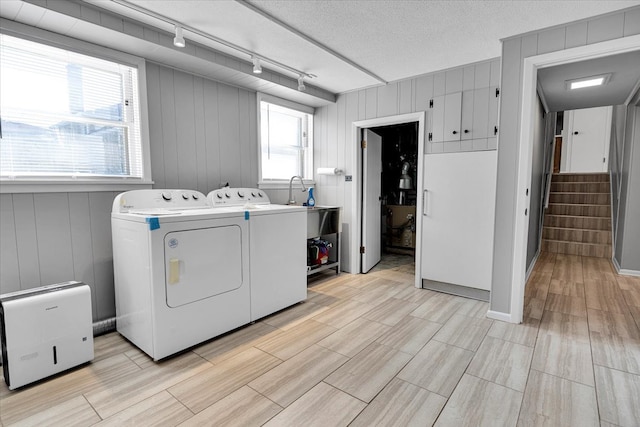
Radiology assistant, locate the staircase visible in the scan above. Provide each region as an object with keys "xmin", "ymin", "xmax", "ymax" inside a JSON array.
[{"xmin": 541, "ymin": 173, "xmax": 612, "ymax": 258}]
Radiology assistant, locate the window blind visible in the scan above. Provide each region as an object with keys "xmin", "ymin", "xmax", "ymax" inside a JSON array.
[{"xmin": 0, "ymin": 34, "xmax": 143, "ymax": 180}]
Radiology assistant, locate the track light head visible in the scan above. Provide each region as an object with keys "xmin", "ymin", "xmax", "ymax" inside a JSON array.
[
  {"xmin": 297, "ymin": 75, "xmax": 306, "ymax": 91},
  {"xmin": 252, "ymin": 56, "xmax": 262, "ymax": 74},
  {"xmin": 173, "ymin": 26, "xmax": 185, "ymax": 48}
]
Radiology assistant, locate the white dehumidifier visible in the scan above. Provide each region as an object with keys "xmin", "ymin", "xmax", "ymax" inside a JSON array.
[{"xmin": 0, "ymin": 281, "xmax": 94, "ymax": 390}]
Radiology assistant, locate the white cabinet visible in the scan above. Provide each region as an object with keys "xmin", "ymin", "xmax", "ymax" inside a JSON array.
[
  {"xmin": 429, "ymin": 87, "xmax": 499, "ymax": 144},
  {"xmin": 431, "ymin": 92, "xmax": 462, "ymax": 142},
  {"xmin": 420, "ymin": 151, "xmax": 497, "ymax": 293},
  {"xmin": 461, "ymin": 90, "xmax": 474, "ymax": 140}
]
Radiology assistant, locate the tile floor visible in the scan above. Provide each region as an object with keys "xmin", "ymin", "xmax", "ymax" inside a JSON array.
[{"xmin": 1, "ymin": 253, "xmax": 639, "ymax": 426}]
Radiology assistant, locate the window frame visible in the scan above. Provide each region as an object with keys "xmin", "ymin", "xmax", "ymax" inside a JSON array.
[
  {"xmin": 256, "ymin": 93, "xmax": 315, "ymax": 189},
  {"xmin": 0, "ymin": 24, "xmax": 152, "ymax": 194}
]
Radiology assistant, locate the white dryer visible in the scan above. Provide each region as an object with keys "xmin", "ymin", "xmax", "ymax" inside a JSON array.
[
  {"xmin": 111, "ymin": 189, "xmax": 250, "ymax": 360},
  {"xmin": 208, "ymin": 188, "xmax": 307, "ymax": 321}
]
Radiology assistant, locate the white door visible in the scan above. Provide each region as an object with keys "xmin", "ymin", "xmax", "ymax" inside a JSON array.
[
  {"xmin": 362, "ymin": 129, "xmax": 382, "ymax": 273},
  {"xmin": 564, "ymin": 106, "xmax": 612, "ymax": 172},
  {"xmin": 421, "ymin": 151, "xmax": 497, "ymax": 290}
]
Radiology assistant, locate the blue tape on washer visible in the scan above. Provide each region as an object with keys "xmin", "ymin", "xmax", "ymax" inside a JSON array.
[
  {"xmin": 245, "ymin": 211, "xmax": 250, "ymax": 220},
  {"xmin": 146, "ymin": 217, "xmax": 160, "ymax": 230}
]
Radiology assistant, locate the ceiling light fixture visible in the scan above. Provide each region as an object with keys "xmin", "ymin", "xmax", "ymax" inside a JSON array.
[
  {"xmin": 173, "ymin": 26, "xmax": 185, "ymax": 48},
  {"xmin": 566, "ymin": 73, "xmax": 611, "ymax": 90},
  {"xmin": 252, "ymin": 56, "xmax": 262, "ymax": 74},
  {"xmin": 298, "ymin": 75, "xmax": 306, "ymax": 91},
  {"xmin": 111, "ymin": 1, "xmax": 316, "ymax": 87}
]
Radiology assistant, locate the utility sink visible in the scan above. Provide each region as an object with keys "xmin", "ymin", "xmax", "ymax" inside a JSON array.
[{"xmin": 307, "ymin": 206, "xmax": 340, "ymax": 239}]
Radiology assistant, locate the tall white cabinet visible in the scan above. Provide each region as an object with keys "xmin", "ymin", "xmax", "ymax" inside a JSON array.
[
  {"xmin": 420, "ymin": 151, "xmax": 497, "ymax": 300},
  {"xmin": 420, "ymin": 60, "xmax": 500, "ymax": 301}
]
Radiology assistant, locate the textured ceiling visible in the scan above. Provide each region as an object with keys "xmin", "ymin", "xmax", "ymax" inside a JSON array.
[{"xmin": 111, "ymin": 0, "xmax": 640, "ymax": 93}]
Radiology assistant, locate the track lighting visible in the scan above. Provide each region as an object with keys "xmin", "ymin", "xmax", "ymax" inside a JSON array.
[
  {"xmin": 173, "ymin": 26, "xmax": 185, "ymax": 48},
  {"xmin": 252, "ymin": 56, "xmax": 262, "ymax": 74},
  {"xmin": 297, "ymin": 75, "xmax": 306, "ymax": 91}
]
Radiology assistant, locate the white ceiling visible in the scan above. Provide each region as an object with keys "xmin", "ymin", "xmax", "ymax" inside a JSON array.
[
  {"xmin": 538, "ymin": 51, "xmax": 640, "ymax": 112},
  {"xmin": 89, "ymin": 0, "xmax": 640, "ymax": 93}
]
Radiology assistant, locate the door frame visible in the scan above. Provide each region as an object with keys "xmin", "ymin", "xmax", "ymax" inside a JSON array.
[
  {"xmin": 350, "ymin": 112, "xmax": 426, "ymax": 287},
  {"xmin": 510, "ymin": 34, "xmax": 640, "ymax": 324}
]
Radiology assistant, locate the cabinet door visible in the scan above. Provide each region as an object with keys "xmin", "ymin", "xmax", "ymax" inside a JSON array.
[
  {"xmin": 443, "ymin": 92, "xmax": 462, "ymax": 142},
  {"xmin": 421, "ymin": 151, "xmax": 497, "ymax": 291},
  {"xmin": 461, "ymin": 90, "xmax": 474, "ymax": 140},
  {"xmin": 431, "ymin": 95, "xmax": 445, "ymax": 143},
  {"xmin": 488, "ymin": 86, "xmax": 499, "ymax": 138},
  {"xmin": 473, "ymin": 87, "xmax": 490, "ymax": 139}
]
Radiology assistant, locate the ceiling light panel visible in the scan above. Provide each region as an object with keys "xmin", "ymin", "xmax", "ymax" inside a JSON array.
[{"xmin": 566, "ymin": 73, "xmax": 611, "ymax": 90}]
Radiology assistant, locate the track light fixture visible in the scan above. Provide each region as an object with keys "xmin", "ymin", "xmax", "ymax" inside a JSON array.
[
  {"xmin": 173, "ymin": 26, "xmax": 185, "ymax": 48},
  {"xmin": 252, "ymin": 56, "xmax": 262, "ymax": 74},
  {"xmin": 297, "ymin": 75, "xmax": 306, "ymax": 91}
]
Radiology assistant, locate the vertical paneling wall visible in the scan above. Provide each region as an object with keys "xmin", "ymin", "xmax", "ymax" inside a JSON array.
[
  {"xmin": 0, "ymin": 62, "xmax": 259, "ymax": 322},
  {"xmin": 146, "ymin": 62, "xmax": 258, "ymax": 193},
  {"xmin": 0, "ymin": 192, "xmax": 118, "ymax": 322},
  {"xmin": 525, "ymin": 96, "xmax": 549, "ymax": 270},
  {"xmin": 313, "ymin": 58, "xmax": 500, "ymax": 273},
  {"xmin": 615, "ymin": 105, "xmax": 640, "ymax": 269},
  {"xmin": 491, "ymin": 6, "xmax": 640, "ymax": 315}
]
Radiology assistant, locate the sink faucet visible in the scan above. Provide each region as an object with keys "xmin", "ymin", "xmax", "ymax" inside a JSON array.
[{"xmin": 288, "ymin": 175, "xmax": 307, "ymax": 205}]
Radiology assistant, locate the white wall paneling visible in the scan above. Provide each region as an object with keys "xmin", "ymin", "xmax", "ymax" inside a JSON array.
[{"xmin": 0, "ymin": 194, "xmax": 20, "ymax": 294}]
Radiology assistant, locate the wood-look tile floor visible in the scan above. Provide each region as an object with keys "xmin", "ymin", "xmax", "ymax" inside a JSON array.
[{"xmin": 1, "ymin": 253, "xmax": 639, "ymax": 426}]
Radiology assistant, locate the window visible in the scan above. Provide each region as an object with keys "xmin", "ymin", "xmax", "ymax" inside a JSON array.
[
  {"xmin": 0, "ymin": 33, "xmax": 146, "ymax": 185},
  {"xmin": 258, "ymin": 94, "xmax": 313, "ymax": 184}
]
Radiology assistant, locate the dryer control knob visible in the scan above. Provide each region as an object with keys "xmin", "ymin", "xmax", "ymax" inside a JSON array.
[
  {"xmin": 237, "ymin": 191, "xmax": 244, "ymax": 198},
  {"xmin": 258, "ymin": 192, "xmax": 264, "ymax": 197},
  {"xmin": 251, "ymin": 192, "xmax": 257, "ymax": 197},
  {"xmin": 192, "ymin": 194, "xmax": 199, "ymax": 200},
  {"xmin": 216, "ymin": 193, "xmax": 223, "ymax": 199},
  {"xmin": 162, "ymin": 192, "xmax": 172, "ymax": 201},
  {"xmin": 225, "ymin": 192, "xmax": 231, "ymax": 198},
  {"xmin": 182, "ymin": 193, "xmax": 189, "ymax": 200}
]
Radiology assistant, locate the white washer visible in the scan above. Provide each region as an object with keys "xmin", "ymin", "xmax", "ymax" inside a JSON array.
[
  {"xmin": 111, "ymin": 189, "xmax": 250, "ymax": 360},
  {"xmin": 208, "ymin": 188, "xmax": 307, "ymax": 321}
]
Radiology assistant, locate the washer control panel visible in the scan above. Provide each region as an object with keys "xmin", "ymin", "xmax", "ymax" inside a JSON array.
[
  {"xmin": 113, "ymin": 189, "xmax": 208, "ymax": 212},
  {"xmin": 208, "ymin": 188, "xmax": 271, "ymax": 206}
]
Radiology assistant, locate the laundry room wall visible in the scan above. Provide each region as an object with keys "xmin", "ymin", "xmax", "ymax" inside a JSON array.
[
  {"xmin": 0, "ymin": 61, "xmax": 259, "ymax": 323},
  {"xmin": 313, "ymin": 57, "xmax": 501, "ymax": 273}
]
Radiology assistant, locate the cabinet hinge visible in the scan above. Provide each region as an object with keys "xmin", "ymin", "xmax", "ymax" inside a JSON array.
[
  {"xmin": 495, "ymin": 88, "xmax": 500, "ymax": 97},
  {"xmin": 429, "ymin": 99, "xmax": 433, "ymax": 108},
  {"xmin": 361, "ymin": 140, "xmax": 367, "ymax": 149},
  {"xmin": 494, "ymin": 125, "xmax": 498, "ymax": 136},
  {"xmin": 360, "ymin": 246, "xmax": 365, "ymax": 254},
  {"xmin": 428, "ymin": 132, "xmax": 432, "ymax": 142}
]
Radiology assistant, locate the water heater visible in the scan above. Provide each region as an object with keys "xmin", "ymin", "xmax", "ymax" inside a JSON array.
[{"xmin": 0, "ymin": 281, "xmax": 94, "ymax": 390}]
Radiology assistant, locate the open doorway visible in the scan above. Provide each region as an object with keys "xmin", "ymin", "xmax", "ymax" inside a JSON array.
[
  {"xmin": 360, "ymin": 122, "xmax": 418, "ymax": 274},
  {"xmin": 507, "ymin": 35, "xmax": 640, "ymax": 324},
  {"xmin": 349, "ymin": 112, "xmax": 426, "ymax": 287}
]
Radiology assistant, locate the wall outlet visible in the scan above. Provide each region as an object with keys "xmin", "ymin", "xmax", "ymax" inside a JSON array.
[{"xmin": 345, "ymin": 175, "xmax": 353, "ymax": 182}]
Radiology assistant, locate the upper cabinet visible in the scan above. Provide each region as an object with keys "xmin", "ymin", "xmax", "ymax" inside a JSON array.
[{"xmin": 429, "ymin": 87, "xmax": 499, "ymax": 143}]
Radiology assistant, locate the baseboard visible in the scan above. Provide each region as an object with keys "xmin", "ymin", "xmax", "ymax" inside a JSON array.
[
  {"xmin": 612, "ymin": 257, "xmax": 640, "ymax": 276},
  {"xmin": 525, "ymin": 249, "xmax": 541, "ymax": 282},
  {"xmin": 486, "ymin": 310, "xmax": 516, "ymax": 323},
  {"xmin": 422, "ymin": 279, "xmax": 490, "ymax": 302}
]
